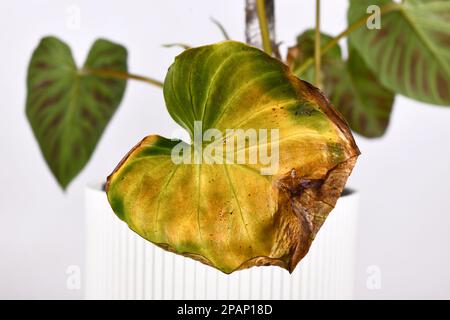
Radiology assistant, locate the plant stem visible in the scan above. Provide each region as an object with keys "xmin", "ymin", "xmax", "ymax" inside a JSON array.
[
  {"xmin": 82, "ymin": 68, "xmax": 163, "ymax": 88},
  {"xmin": 314, "ymin": 0, "xmax": 322, "ymax": 88},
  {"xmin": 162, "ymin": 43, "xmax": 191, "ymax": 50},
  {"xmin": 294, "ymin": 2, "xmax": 401, "ymax": 76},
  {"xmin": 256, "ymin": 0, "xmax": 273, "ymax": 56}
]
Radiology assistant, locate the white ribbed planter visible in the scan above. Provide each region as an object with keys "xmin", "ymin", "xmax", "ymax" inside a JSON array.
[{"xmin": 84, "ymin": 183, "xmax": 359, "ymax": 300}]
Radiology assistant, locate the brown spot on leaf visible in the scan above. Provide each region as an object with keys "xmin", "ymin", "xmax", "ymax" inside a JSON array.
[
  {"xmin": 358, "ymin": 114, "xmax": 368, "ymax": 132},
  {"xmin": 81, "ymin": 108, "xmax": 99, "ymax": 128},
  {"xmin": 422, "ymin": 62, "xmax": 430, "ymax": 95},
  {"xmin": 437, "ymin": 71, "xmax": 449, "ymax": 101},
  {"xmin": 72, "ymin": 143, "xmax": 82, "ymax": 159},
  {"xmin": 433, "ymin": 31, "xmax": 450, "ymax": 47},
  {"xmin": 396, "ymin": 43, "xmax": 405, "ymax": 91},
  {"xmin": 371, "ymin": 28, "xmax": 389, "ymax": 46},
  {"xmin": 34, "ymin": 61, "xmax": 53, "ymax": 70},
  {"xmin": 34, "ymin": 93, "xmax": 63, "ymax": 116},
  {"xmin": 92, "ymin": 89, "xmax": 113, "ymax": 106},
  {"xmin": 44, "ymin": 112, "xmax": 63, "ymax": 135},
  {"xmin": 33, "ymin": 79, "xmax": 54, "ymax": 91},
  {"xmin": 410, "ymin": 49, "xmax": 420, "ymax": 91}
]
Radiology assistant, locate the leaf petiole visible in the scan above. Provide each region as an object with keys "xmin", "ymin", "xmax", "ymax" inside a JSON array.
[
  {"xmin": 81, "ymin": 68, "xmax": 164, "ymax": 88},
  {"xmin": 256, "ymin": 0, "xmax": 273, "ymax": 56}
]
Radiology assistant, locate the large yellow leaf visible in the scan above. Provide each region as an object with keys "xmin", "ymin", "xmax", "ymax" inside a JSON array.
[{"xmin": 106, "ymin": 41, "xmax": 359, "ymax": 273}]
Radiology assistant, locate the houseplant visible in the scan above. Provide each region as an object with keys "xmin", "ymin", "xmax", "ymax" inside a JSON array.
[{"xmin": 25, "ymin": 2, "xmax": 445, "ymax": 300}]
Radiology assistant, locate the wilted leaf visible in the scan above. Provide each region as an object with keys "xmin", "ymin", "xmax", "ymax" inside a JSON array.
[
  {"xmin": 289, "ymin": 30, "xmax": 395, "ymax": 138},
  {"xmin": 348, "ymin": 0, "xmax": 450, "ymax": 106},
  {"xmin": 26, "ymin": 37, "xmax": 127, "ymax": 189},
  {"xmin": 106, "ymin": 41, "xmax": 359, "ymax": 273}
]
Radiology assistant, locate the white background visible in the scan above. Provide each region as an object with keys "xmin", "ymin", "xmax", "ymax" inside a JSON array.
[{"xmin": 1, "ymin": 0, "xmax": 449, "ymax": 299}]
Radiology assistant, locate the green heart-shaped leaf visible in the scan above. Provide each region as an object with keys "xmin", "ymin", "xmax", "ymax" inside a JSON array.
[
  {"xmin": 348, "ymin": 0, "xmax": 450, "ymax": 106},
  {"xmin": 106, "ymin": 41, "xmax": 359, "ymax": 273},
  {"xmin": 26, "ymin": 37, "xmax": 127, "ymax": 189},
  {"xmin": 289, "ymin": 30, "xmax": 395, "ymax": 138}
]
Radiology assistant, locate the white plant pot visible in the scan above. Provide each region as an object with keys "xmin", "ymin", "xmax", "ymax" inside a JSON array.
[{"xmin": 84, "ymin": 182, "xmax": 359, "ymax": 300}]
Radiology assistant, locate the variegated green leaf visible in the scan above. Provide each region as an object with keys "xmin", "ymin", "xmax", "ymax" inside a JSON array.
[
  {"xmin": 348, "ymin": 0, "xmax": 450, "ymax": 106},
  {"xmin": 331, "ymin": 47, "xmax": 395, "ymax": 138},
  {"xmin": 26, "ymin": 37, "xmax": 127, "ymax": 189},
  {"xmin": 289, "ymin": 31, "xmax": 395, "ymax": 138},
  {"xmin": 107, "ymin": 41, "xmax": 359, "ymax": 273}
]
